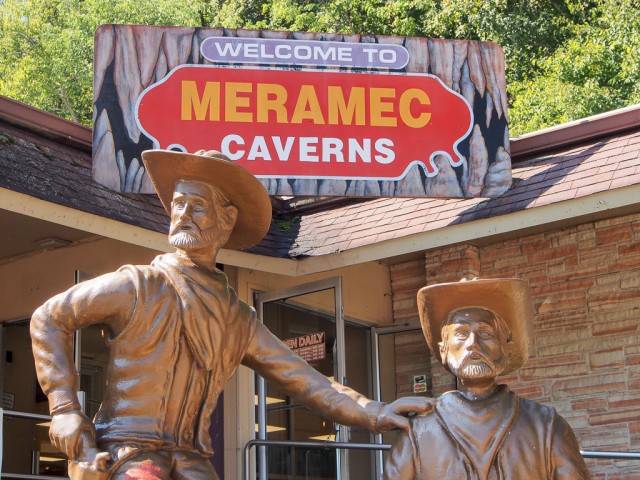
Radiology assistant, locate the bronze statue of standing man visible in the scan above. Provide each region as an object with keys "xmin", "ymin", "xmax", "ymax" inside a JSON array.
[
  {"xmin": 383, "ymin": 278, "xmax": 591, "ymax": 479},
  {"xmin": 31, "ymin": 150, "xmax": 429, "ymax": 479}
]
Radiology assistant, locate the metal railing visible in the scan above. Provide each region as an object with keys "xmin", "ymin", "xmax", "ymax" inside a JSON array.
[
  {"xmin": 3, "ymin": 409, "xmax": 53, "ymax": 422},
  {"xmin": 2, "ymin": 474, "xmax": 66, "ymax": 480},
  {"xmin": 243, "ymin": 439, "xmax": 640, "ymax": 480},
  {"xmin": 1, "ymin": 409, "xmax": 66, "ymax": 480},
  {"xmin": 582, "ymin": 451, "xmax": 640, "ymax": 460},
  {"xmin": 4, "ymin": 409, "xmax": 640, "ymax": 480}
]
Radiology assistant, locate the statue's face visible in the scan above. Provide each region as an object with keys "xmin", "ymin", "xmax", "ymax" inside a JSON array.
[
  {"xmin": 169, "ymin": 180, "xmax": 226, "ymax": 252},
  {"xmin": 441, "ymin": 308, "xmax": 506, "ymax": 382}
]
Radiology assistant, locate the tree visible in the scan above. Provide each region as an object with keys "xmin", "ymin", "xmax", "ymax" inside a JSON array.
[
  {"xmin": 1, "ymin": 0, "xmax": 638, "ymax": 134},
  {"xmin": 509, "ymin": 0, "xmax": 640, "ymax": 134},
  {"xmin": 0, "ymin": 0, "xmax": 214, "ymax": 124}
]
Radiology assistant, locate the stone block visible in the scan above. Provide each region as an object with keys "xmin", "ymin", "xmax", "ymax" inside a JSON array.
[
  {"xmin": 593, "ymin": 317, "xmax": 639, "ymax": 337},
  {"xmin": 619, "ymin": 242, "xmax": 640, "ymax": 256},
  {"xmin": 590, "ymin": 348, "xmax": 626, "ymax": 369},
  {"xmin": 626, "ymin": 354, "xmax": 640, "ymax": 366},
  {"xmin": 620, "ymin": 275, "xmax": 640, "ymax": 290},
  {"xmin": 520, "ymin": 362, "xmax": 589, "ymax": 381},
  {"xmin": 571, "ymin": 397, "xmax": 608, "ymax": 411},
  {"xmin": 552, "ymin": 372, "xmax": 626, "ymax": 399},
  {"xmin": 589, "ymin": 410, "xmax": 640, "ymax": 426},
  {"xmin": 493, "ymin": 255, "xmax": 529, "ymax": 269},
  {"xmin": 596, "ymin": 224, "xmax": 633, "ymax": 245}
]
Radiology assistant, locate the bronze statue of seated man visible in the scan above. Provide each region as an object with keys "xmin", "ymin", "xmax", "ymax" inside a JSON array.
[{"xmin": 383, "ymin": 278, "xmax": 591, "ymax": 480}]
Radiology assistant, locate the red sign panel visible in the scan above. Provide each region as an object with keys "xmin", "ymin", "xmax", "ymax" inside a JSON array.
[{"xmin": 136, "ymin": 66, "xmax": 472, "ymax": 180}]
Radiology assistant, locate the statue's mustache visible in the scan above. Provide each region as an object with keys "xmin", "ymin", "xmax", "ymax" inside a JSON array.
[
  {"xmin": 170, "ymin": 221, "xmax": 201, "ymax": 236},
  {"xmin": 461, "ymin": 350, "xmax": 494, "ymax": 366}
]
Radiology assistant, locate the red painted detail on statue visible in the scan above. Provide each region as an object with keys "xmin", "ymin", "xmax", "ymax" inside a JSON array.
[
  {"xmin": 136, "ymin": 65, "xmax": 473, "ymax": 180},
  {"xmin": 124, "ymin": 460, "xmax": 163, "ymax": 480}
]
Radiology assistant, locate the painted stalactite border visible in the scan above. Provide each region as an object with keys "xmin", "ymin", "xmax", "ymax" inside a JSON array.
[{"xmin": 92, "ymin": 25, "xmax": 511, "ymax": 198}]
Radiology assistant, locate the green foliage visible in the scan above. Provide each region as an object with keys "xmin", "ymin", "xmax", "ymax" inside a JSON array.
[
  {"xmin": 210, "ymin": 0, "xmax": 433, "ymax": 35},
  {"xmin": 272, "ymin": 216, "xmax": 300, "ymax": 232},
  {"xmin": 1, "ymin": 0, "xmax": 638, "ymax": 133},
  {"xmin": 509, "ymin": 0, "xmax": 640, "ymax": 135},
  {"xmin": 0, "ymin": 0, "xmax": 213, "ymax": 124}
]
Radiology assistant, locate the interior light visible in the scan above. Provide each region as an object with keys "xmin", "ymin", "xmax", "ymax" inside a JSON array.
[
  {"xmin": 255, "ymin": 424, "xmax": 287, "ymax": 433},
  {"xmin": 37, "ymin": 456, "xmax": 66, "ymax": 462},
  {"xmin": 254, "ymin": 395, "xmax": 285, "ymax": 405},
  {"xmin": 309, "ymin": 434, "xmax": 336, "ymax": 441}
]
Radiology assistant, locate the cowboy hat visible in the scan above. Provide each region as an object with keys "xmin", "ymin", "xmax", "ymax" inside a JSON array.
[
  {"xmin": 141, "ymin": 149, "xmax": 271, "ymax": 250},
  {"xmin": 417, "ymin": 278, "xmax": 533, "ymax": 375}
]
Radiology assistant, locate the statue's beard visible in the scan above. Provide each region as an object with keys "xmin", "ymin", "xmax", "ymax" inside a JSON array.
[
  {"xmin": 448, "ymin": 351, "xmax": 502, "ymax": 381},
  {"xmin": 169, "ymin": 223, "xmax": 218, "ymax": 250}
]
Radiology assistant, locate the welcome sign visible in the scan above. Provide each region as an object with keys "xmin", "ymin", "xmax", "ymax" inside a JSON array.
[
  {"xmin": 93, "ymin": 26, "xmax": 512, "ymax": 198},
  {"xmin": 200, "ymin": 37, "xmax": 410, "ymax": 68}
]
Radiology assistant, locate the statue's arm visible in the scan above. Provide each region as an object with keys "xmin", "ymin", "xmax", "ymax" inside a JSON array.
[
  {"xmin": 550, "ymin": 415, "xmax": 592, "ymax": 479},
  {"xmin": 382, "ymin": 428, "xmax": 417, "ymax": 480},
  {"xmin": 242, "ymin": 322, "xmax": 432, "ymax": 433},
  {"xmin": 30, "ymin": 270, "xmax": 135, "ymax": 414},
  {"xmin": 30, "ymin": 271, "xmax": 135, "ymax": 461}
]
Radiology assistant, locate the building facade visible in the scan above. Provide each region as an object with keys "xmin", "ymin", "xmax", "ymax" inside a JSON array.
[{"xmin": 0, "ymin": 95, "xmax": 639, "ymax": 479}]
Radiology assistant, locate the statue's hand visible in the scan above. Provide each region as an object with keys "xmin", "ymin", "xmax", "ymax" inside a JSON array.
[
  {"xmin": 68, "ymin": 452, "xmax": 111, "ymax": 480},
  {"xmin": 49, "ymin": 410, "xmax": 97, "ymax": 461},
  {"xmin": 374, "ymin": 397, "xmax": 435, "ymax": 433}
]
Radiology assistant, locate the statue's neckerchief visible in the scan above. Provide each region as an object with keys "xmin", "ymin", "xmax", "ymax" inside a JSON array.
[
  {"xmin": 152, "ymin": 252, "xmax": 230, "ymax": 371},
  {"xmin": 435, "ymin": 384, "xmax": 518, "ymax": 479}
]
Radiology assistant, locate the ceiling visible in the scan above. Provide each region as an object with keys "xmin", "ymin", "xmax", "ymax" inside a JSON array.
[{"xmin": 0, "ymin": 209, "xmax": 93, "ymax": 262}]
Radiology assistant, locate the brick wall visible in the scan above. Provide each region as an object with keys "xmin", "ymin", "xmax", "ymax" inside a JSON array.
[{"xmin": 389, "ymin": 212, "xmax": 640, "ymax": 479}]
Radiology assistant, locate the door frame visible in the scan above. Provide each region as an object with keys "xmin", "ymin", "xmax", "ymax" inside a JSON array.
[
  {"xmin": 254, "ymin": 277, "xmax": 347, "ymax": 480},
  {"xmin": 370, "ymin": 323, "xmax": 422, "ymax": 475}
]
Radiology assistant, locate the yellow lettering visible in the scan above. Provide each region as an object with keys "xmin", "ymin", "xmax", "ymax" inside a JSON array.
[
  {"xmin": 327, "ymin": 86, "xmax": 365, "ymax": 126},
  {"xmin": 257, "ymin": 83, "xmax": 288, "ymax": 123},
  {"xmin": 181, "ymin": 81, "xmax": 220, "ymax": 121},
  {"xmin": 225, "ymin": 82, "xmax": 253, "ymax": 122},
  {"xmin": 370, "ymin": 88, "xmax": 397, "ymax": 127},
  {"xmin": 181, "ymin": 80, "xmax": 427, "ymax": 129},
  {"xmin": 399, "ymin": 88, "xmax": 431, "ymax": 128},
  {"xmin": 291, "ymin": 85, "xmax": 325, "ymax": 124}
]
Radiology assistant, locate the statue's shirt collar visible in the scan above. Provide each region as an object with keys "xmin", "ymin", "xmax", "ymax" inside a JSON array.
[
  {"xmin": 152, "ymin": 253, "xmax": 230, "ymax": 371},
  {"xmin": 435, "ymin": 385, "xmax": 518, "ymax": 479}
]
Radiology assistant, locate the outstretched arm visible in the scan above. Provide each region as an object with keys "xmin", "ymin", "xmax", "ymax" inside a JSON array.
[
  {"xmin": 30, "ymin": 270, "xmax": 135, "ymax": 459},
  {"xmin": 242, "ymin": 322, "xmax": 432, "ymax": 433}
]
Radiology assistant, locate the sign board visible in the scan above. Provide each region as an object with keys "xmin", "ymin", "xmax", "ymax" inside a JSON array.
[
  {"xmin": 93, "ymin": 25, "xmax": 511, "ymax": 198},
  {"xmin": 283, "ymin": 331, "xmax": 326, "ymax": 362},
  {"xmin": 2, "ymin": 391, "xmax": 14, "ymax": 409},
  {"xmin": 413, "ymin": 374, "xmax": 427, "ymax": 394}
]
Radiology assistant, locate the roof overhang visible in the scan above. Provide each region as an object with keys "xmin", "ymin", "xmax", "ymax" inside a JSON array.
[
  {"xmin": 2, "ymin": 96, "xmax": 638, "ymax": 275},
  {"xmin": 4, "ymin": 182, "xmax": 638, "ymax": 277}
]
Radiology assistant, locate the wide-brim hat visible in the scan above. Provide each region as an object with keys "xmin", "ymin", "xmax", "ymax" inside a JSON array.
[
  {"xmin": 417, "ymin": 278, "xmax": 533, "ymax": 375},
  {"xmin": 142, "ymin": 149, "xmax": 271, "ymax": 250}
]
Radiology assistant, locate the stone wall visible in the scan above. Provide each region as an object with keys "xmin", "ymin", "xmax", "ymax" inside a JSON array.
[{"xmin": 389, "ymin": 212, "xmax": 640, "ymax": 479}]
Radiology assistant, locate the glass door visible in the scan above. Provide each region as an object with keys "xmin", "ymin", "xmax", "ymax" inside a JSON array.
[
  {"xmin": 371, "ymin": 324, "xmax": 456, "ymax": 475},
  {"xmin": 0, "ymin": 270, "xmax": 110, "ymax": 479},
  {"xmin": 255, "ymin": 277, "xmax": 374, "ymax": 480},
  {"xmin": 1, "ymin": 319, "xmax": 67, "ymax": 478}
]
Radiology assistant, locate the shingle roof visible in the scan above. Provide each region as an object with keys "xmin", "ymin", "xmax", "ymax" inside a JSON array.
[
  {"xmin": 1, "ymin": 96, "xmax": 639, "ymax": 260},
  {"xmin": 286, "ymin": 128, "xmax": 640, "ymax": 257},
  {"xmin": 0, "ymin": 119, "xmax": 169, "ymax": 234}
]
